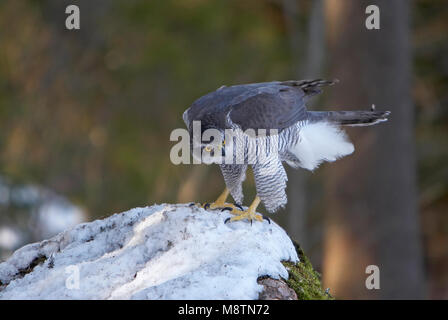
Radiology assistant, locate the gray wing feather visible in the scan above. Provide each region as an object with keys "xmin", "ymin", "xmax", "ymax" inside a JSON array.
[
  {"xmin": 228, "ymin": 79, "xmax": 336, "ymax": 132},
  {"xmin": 228, "ymin": 85, "xmax": 307, "ymax": 132},
  {"xmin": 229, "ymin": 85, "xmax": 307, "ymax": 131},
  {"xmin": 183, "ymin": 79, "xmax": 336, "ymax": 133}
]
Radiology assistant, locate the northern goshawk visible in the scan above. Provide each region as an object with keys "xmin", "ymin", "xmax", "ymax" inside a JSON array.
[{"xmin": 182, "ymin": 79, "xmax": 390, "ymax": 223}]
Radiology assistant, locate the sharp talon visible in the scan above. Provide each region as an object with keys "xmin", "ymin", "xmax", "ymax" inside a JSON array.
[
  {"xmin": 221, "ymin": 207, "xmax": 233, "ymax": 212},
  {"xmin": 189, "ymin": 202, "xmax": 196, "ymax": 207},
  {"xmin": 250, "ymin": 219, "xmax": 253, "ymax": 226},
  {"xmin": 235, "ymin": 204, "xmax": 244, "ymax": 211},
  {"xmin": 224, "ymin": 217, "xmax": 231, "ymax": 224},
  {"xmin": 263, "ymin": 216, "xmax": 271, "ymax": 224},
  {"xmin": 204, "ymin": 203, "xmax": 210, "ymax": 210}
]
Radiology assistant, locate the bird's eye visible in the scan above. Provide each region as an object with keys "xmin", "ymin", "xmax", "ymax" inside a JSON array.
[
  {"xmin": 222, "ymin": 139, "xmax": 226, "ymax": 146},
  {"xmin": 204, "ymin": 145, "xmax": 212, "ymax": 152}
]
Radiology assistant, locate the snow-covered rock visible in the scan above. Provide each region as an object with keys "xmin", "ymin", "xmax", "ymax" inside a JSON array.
[{"xmin": 0, "ymin": 204, "xmax": 298, "ymax": 299}]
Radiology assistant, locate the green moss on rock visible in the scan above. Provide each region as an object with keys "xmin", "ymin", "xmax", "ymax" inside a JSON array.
[{"xmin": 282, "ymin": 241, "xmax": 334, "ymax": 300}]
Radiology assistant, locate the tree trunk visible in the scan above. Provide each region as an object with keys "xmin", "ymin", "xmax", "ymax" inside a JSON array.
[
  {"xmin": 283, "ymin": 0, "xmax": 325, "ymax": 257},
  {"xmin": 322, "ymin": 0, "xmax": 425, "ymax": 299}
]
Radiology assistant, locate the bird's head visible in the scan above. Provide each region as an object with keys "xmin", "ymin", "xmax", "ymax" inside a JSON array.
[{"xmin": 191, "ymin": 126, "xmax": 226, "ymax": 165}]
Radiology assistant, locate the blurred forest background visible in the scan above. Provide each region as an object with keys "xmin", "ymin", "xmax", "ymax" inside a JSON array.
[{"xmin": 0, "ymin": 0, "xmax": 447, "ymax": 299}]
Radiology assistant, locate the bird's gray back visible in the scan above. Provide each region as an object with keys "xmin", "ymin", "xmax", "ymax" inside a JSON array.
[
  {"xmin": 184, "ymin": 82, "xmax": 278, "ymax": 130},
  {"xmin": 183, "ymin": 79, "xmax": 335, "ymax": 132}
]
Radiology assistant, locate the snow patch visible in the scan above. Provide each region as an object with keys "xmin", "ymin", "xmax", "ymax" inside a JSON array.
[{"xmin": 0, "ymin": 204, "xmax": 298, "ymax": 299}]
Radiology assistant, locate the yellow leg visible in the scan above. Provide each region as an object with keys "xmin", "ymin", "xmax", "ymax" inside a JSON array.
[
  {"xmin": 225, "ymin": 196, "xmax": 269, "ymax": 224},
  {"xmin": 202, "ymin": 188, "xmax": 242, "ymax": 211},
  {"xmin": 212, "ymin": 188, "xmax": 230, "ymax": 207}
]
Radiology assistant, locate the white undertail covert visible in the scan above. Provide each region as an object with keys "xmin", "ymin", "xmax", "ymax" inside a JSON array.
[{"xmin": 290, "ymin": 122, "xmax": 355, "ymax": 171}]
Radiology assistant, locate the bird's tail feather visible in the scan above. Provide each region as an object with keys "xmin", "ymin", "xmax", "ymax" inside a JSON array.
[
  {"xmin": 307, "ymin": 109, "xmax": 390, "ymax": 126},
  {"xmin": 281, "ymin": 79, "xmax": 338, "ymax": 97}
]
